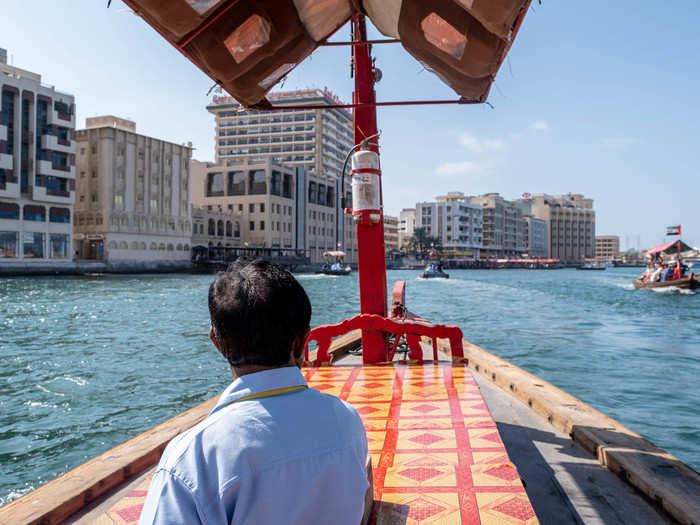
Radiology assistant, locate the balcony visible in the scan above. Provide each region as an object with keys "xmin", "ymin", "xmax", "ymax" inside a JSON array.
[
  {"xmin": 0, "ymin": 153, "xmax": 13, "ymax": 170},
  {"xmin": 32, "ymin": 183, "xmax": 74, "ymax": 204},
  {"xmin": 37, "ymin": 159, "xmax": 75, "ymax": 179},
  {"xmin": 41, "ymin": 134, "xmax": 75, "ymax": 153},
  {"xmin": 0, "ymin": 124, "xmax": 6, "ymax": 141},
  {"xmin": 49, "ymin": 108, "xmax": 76, "ymax": 128}
]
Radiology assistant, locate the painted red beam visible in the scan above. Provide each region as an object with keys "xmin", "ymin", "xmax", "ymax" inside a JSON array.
[
  {"xmin": 250, "ymin": 98, "xmax": 477, "ymax": 111},
  {"xmin": 319, "ymin": 39, "xmax": 400, "ymax": 47}
]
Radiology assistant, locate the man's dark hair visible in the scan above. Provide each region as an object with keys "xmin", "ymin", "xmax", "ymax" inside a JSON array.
[{"xmin": 208, "ymin": 260, "xmax": 312, "ymax": 367}]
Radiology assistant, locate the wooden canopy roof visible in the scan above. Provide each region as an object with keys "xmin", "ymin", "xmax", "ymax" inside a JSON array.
[{"xmin": 121, "ymin": 0, "xmax": 531, "ymax": 107}]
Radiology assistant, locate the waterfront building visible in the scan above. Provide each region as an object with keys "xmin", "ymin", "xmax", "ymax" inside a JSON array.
[
  {"xmin": 416, "ymin": 192, "xmax": 483, "ymax": 258},
  {"xmin": 74, "ymin": 116, "xmax": 192, "ymax": 261},
  {"xmin": 383, "ymin": 215, "xmax": 399, "ymax": 254},
  {"xmin": 514, "ymin": 199, "xmax": 548, "ymax": 259},
  {"xmin": 398, "ymin": 208, "xmax": 416, "ymax": 249},
  {"xmin": 596, "ymin": 235, "xmax": 620, "ymax": 261},
  {"xmin": 517, "ymin": 193, "xmax": 595, "ymax": 263},
  {"xmin": 0, "ymin": 48, "xmax": 75, "ymax": 265},
  {"xmin": 470, "ymin": 193, "xmax": 525, "ymax": 259},
  {"xmin": 191, "ymin": 204, "xmax": 242, "ymax": 250},
  {"xmin": 202, "ymin": 89, "xmax": 357, "ymax": 262}
]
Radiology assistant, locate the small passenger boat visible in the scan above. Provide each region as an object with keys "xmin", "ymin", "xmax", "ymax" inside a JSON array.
[
  {"xmin": 421, "ymin": 262, "xmax": 449, "ymax": 279},
  {"xmin": 5, "ymin": 3, "xmax": 699, "ymax": 525},
  {"xmin": 317, "ymin": 250, "xmax": 352, "ymax": 275},
  {"xmin": 633, "ymin": 273, "xmax": 699, "ymax": 290}
]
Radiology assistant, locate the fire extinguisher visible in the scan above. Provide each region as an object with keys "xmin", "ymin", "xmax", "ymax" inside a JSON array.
[{"xmin": 341, "ymin": 133, "xmax": 381, "ymax": 225}]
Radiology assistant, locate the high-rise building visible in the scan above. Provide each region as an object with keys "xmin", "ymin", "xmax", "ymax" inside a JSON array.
[
  {"xmin": 0, "ymin": 49, "xmax": 75, "ymax": 265},
  {"xmin": 398, "ymin": 208, "xmax": 416, "ymax": 249},
  {"xmin": 596, "ymin": 235, "xmax": 620, "ymax": 261},
  {"xmin": 74, "ymin": 116, "xmax": 192, "ymax": 262},
  {"xmin": 202, "ymin": 89, "xmax": 357, "ymax": 262},
  {"xmin": 469, "ymin": 193, "xmax": 525, "ymax": 258},
  {"xmin": 416, "ymin": 192, "xmax": 483, "ymax": 258},
  {"xmin": 383, "ymin": 215, "xmax": 399, "ymax": 254},
  {"xmin": 517, "ymin": 194, "xmax": 595, "ymax": 262}
]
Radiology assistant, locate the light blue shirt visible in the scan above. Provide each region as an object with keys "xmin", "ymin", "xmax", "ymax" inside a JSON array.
[{"xmin": 139, "ymin": 367, "xmax": 369, "ymax": 525}]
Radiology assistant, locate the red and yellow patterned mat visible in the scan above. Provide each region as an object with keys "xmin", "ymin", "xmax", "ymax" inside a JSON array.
[{"xmin": 93, "ymin": 362, "xmax": 538, "ymax": 525}]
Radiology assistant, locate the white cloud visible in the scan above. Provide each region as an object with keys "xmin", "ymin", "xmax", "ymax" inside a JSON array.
[
  {"xmin": 435, "ymin": 161, "xmax": 483, "ymax": 177},
  {"xmin": 601, "ymin": 136, "xmax": 637, "ymax": 150},
  {"xmin": 459, "ymin": 132, "xmax": 505, "ymax": 153},
  {"xmin": 530, "ymin": 120, "xmax": 550, "ymax": 132}
]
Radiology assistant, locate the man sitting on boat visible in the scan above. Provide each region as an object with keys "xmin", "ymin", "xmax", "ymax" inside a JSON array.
[{"xmin": 139, "ymin": 261, "xmax": 369, "ymax": 525}]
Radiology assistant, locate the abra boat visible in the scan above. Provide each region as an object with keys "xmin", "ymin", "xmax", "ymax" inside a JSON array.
[
  {"xmin": 421, "ymin": 262, "xmax": 449, "ymax": 279},
  {"xmin": 317, "ymin": 250, "xmax": 352, "ymax": 275},
  {"xmin": 633, "ymin": 273, "xmax": 699, "ymax": 290},
  {"xmin": 3, "ymin": 2, "xmax": 699, "ymax": 525},
  {"xmin": 633, "ymin": 239, "xmax": 699, "ymax": 290}
]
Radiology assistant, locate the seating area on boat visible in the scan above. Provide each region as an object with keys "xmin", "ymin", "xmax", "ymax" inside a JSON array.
[{"xmin": 88, "ymin": 361, "xmax": 537, "ymax": 525}]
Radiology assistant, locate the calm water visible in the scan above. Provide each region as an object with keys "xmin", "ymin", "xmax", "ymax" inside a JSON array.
[{"xmin": 1, "ymin": 268, "xmax": 699, "ymax": 505}]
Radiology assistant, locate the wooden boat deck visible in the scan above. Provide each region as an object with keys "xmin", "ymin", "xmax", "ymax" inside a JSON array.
[{"xmin": 76, "ymin": 361, "xmax": 538, "ymax": 525}]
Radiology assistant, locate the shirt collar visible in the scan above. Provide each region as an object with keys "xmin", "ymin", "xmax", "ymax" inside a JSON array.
[{"xmin": 212, "ymin": 366, "xmax": 308, "ymax": 415}]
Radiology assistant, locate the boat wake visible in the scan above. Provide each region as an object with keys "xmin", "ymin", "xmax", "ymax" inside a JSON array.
[
  {"xmin": 651, "ymin": 287, "xmax": 695, "ymax": 295},
  {"xmin": 415, "ymin": 276, "xmax": 449, "ymax": 281},
  {"xmin": 615, "ymin": 283, "xmax": 636, "ymax": 291},
  {"xmin": 295, "ymin": 274, "xmax": 339, "ymax": 280}
]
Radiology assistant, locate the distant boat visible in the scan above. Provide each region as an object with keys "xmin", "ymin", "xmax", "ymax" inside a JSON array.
[
  {"xmin": 577, "ymin": 262, "xmax": 606, "ymax": 270},
  {"xmin": 318, "ymin": 250, "xmax": 352, "ymax": 276},
  {"xmin": 421, "ymin": 262, "xmax": 449, "ymax": 279}
]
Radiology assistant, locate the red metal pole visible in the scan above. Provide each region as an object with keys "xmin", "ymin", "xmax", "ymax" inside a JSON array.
[{"xmin": 352, "ymin": 15, "xmax": 388, "ymax": 363}]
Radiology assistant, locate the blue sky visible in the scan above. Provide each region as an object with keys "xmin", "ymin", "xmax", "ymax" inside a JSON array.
[{"xmin": 3, "ymin": 1, "xmax": 698, "ymax": 249}]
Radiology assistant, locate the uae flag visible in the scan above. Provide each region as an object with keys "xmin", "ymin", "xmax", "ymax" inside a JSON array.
[{"xmin": 666, "ymin": 225, "xmax": 681, "ymax": 236}]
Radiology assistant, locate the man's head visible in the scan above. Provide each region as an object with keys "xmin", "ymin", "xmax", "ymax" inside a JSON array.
[{"xmin": 208, "ymin": 261, "xmax": 311, "ymax": 369}]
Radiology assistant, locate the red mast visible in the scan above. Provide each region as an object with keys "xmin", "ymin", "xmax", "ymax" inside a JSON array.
[{"xmin": 351, "ymin": 14, "xmax": 388, "ymax": 362}]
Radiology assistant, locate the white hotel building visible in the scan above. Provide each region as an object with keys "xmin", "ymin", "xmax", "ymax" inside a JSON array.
[
  {"xmin": 0, "ymin": 49, "xmax": 75, "ymax": 266},
  {"xmin": 205, "ymin": 89, "xmax": 358, "ymax": 263}
]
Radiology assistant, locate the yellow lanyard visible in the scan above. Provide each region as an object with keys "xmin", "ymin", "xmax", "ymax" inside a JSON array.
[{"xmin": 211, "ymin": 385, "xmax": 308, "ymax": 415}]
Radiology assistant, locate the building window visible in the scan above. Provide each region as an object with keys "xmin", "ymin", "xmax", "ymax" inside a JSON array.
[
  {"xmin": 260, "ymin": 220, "xmax": 265, "ymax": 230},
  {"xmin": 238, "ymin": 204, "xmax": 243, "ymax": 212},
  {"xmin": 0, "ymin": 202, "xmax": 20, "ymax": 220},
  {"xmin": 226, "ymin": 221, "xmax": 232, "ymax": 237},
  {"xmin": 249, "ymin": 221, "xmax": 255, "ymax": 231},
  {"xmin": 259, "ymin": 203, "xmax": 265, "ymax": 213},
  {"xmin": 0, "ymin": 231, "xmax": 19, "ymax": 258},
  {"xmin": 207, "ymin": 172, "xmax": 224, "ymax": 197},
  {"xmin": 271, "ymin": 170, "xmax": 282, "ymax": 196},
  {"xmin": 248, "ymin": 169, "xmax": 266, "ymax": 194},
  {"xmin": 23, "ymin": 205, "xmax": 46, "ymax": 222},
  {"xmin": 208, "ymin": 218, "xmax": 215, "ymax": 235},
  {"xmin": 217, "ymin": 219, "xmax": 224, "ymax": 236},
  {"xmin": 23, "ymin": 232, "xmax": 45, "ymax": 258},
  {"xmin": 308, "ymin": 181, "xmax": 317, "ymax": 203},
  {"xmin": 249, "ymin": 203, "xmax": 255, "ymax": 213},
  {"xmin": 318, "ymin": 183, "xmax": 326, "ymax": 206},
  {"xmin": 49, "ymin": 234, "xmax": 69, "ymax": 259},
  {"xmin": 227, "ymin": 171, "xmax": 245, "ymax": 195},
  {"xmin": 49, "ymin": 207, "xmax": 71, "ymax": 223},
  {"xmin": 234, "ymin": 221, "xmax": 240, "ymax": 238}
]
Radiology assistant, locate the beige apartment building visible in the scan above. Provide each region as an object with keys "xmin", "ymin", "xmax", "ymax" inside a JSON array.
[
  {"xmin": 205, "ymin": 89, "xmax": 357, "ymax": 263},
  {"xmin": 518, "ymin": 193, "xmax": 595, "ymax": 262},
  {"xmin": 191, "ymin": 204, "xmax": 242, "ymax": 250},
  {"xmin": 398, "ymin": 208, "xmax": 416, "ymax": 249},
  {"xmin": 596, "ymin": 235, "xmax": 620, "ymax": 261},
  {"xmin": 470, "ymin": 193, "xmax": 524, "ymax": 258},
  {"xmin": 416, "ymin": 192, "xmax": 483, "ymax": 258},
  {"xmin": 74, "ymin": 116, "xmax": 192, "ymax": 262},
  {"xmin": 384, "ymin": 215, "xmax": 399, "ymax": 254},
  {"xmin": 0, "ymin": 49, "xmax": 75, "ymax": 266}
]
